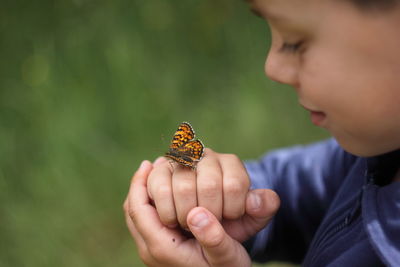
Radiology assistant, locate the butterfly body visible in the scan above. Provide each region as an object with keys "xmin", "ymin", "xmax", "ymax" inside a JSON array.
[{"xmin": 165, "ymin": 122, "xmax": 204, "ymax": 168}]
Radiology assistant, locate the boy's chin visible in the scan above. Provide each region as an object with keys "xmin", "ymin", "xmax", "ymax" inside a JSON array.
[{"xmin": 336, "ymin": 137, "xmax": 399, "ymax": 157}]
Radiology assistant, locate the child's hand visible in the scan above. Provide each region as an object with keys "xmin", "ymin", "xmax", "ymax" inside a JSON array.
[
  {"xmin": 147, "ymin": 148, "xmax": 253, "ymax": 229},
  {"xmin": 124, "ymin": 159, "xmax": 280, "ymax": 267}
]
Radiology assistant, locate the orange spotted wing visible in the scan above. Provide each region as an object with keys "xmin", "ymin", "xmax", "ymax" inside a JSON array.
[{"xmin": 165, "ymin": 122, "xmax": 204, "ymax": 168}]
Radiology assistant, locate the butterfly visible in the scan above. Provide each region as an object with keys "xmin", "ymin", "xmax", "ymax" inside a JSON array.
[{"xmin": 164, "ymin": 122, "xmax": 204, "ymax": 169}]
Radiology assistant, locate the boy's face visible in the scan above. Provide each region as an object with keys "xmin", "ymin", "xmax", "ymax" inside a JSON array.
[{"xmin": 249, "ymin": 0, "xmax": 400, "ymax": 156}]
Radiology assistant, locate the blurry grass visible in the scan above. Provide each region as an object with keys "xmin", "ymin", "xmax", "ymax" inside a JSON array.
[{"xmin": 0, "ymin": 0, "xmax": 327, "ymax": 266}]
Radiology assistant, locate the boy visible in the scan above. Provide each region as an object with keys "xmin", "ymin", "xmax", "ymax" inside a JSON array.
[{"xmin": 124, "ymin": 0, "xmax": 400, "ymax": 266}]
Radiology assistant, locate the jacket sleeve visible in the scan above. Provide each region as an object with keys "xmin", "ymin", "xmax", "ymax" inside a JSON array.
[{"xmin": 243, "ymin": 138, "xmax": 357, "ymax": 263}]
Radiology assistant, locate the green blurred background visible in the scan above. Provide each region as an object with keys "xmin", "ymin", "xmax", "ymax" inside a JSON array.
[{"xmin": 0, "ymin": 0, "xmax": 328, "ymax": 266}]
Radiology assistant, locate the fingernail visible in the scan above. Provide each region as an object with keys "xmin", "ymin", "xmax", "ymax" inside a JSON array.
[
  {"xmin": 249, "ymin": 192, "xmax": 261, "ymax": 210},
  {"xmin": 190, "ymin": 211, "xmax": 209, "ymax": 228}
]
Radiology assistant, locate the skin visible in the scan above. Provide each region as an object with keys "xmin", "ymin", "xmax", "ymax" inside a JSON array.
[
  {"xmin": 251, "ymin": 0, "xmax": 400, "ymax": 157},
  {"xmin": 124, "ymin": 158, "xmax": 279, "ymax": 267},
  {"xmin": 125, "ymin": 0, "xmax": 400, "ymax": 266}
]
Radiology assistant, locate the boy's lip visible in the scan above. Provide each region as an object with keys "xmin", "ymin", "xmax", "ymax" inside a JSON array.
[{"xmin": 299, "ymin": 103, "xmax": 327, "ymax": 126}]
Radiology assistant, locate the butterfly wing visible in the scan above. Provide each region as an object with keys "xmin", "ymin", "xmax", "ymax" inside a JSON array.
[
  {"xmin": 169, "ymin": 122, "xmax": 195, "ymax": 149},
  {"xmin": 179, "ymin": 140, "xmax": 204, "ymax": 161},
  {"xmin": 165, "ymin": 122, "xmax": 204, "ymax": 168}
]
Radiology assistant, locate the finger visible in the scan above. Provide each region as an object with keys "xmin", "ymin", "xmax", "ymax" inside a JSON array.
[
  {"xmin": 223, "ymin": 189, "xmax": 280, "ymax": 242},
  {"xmin": 147, "ymin": 157, "xmax": 170, "ymax": 200},
  {"xmin": 147, "ymin": 161, "xmax": 177, "ymax": 227},
  {"xmin": 124, "ymin": 188, "xmax": 151, "ymax": 263},
  {"xmin": 187, "ymin": 207, "xmax": 251, "ymax": 267},
  {"xmin": 153, "ymin": 156, "xmax": 168, "ymax": 167},
  {"xmin": 196, "ymin": 149, "xmax": 223, "ymax": 221},
  {"xmin": 128, "ymin": 160, "xmax": 171, "ymax": 247},
  {"xmin": 124, "ymin": 204, "xmax": 148, "ymax": 253},
  {"xmin": 220, "ymin": 154, "xmax": 250, "ymax": 219},
  {"xmin": 127, "ymin": 161, "xmax": 196, "ymax": 266},
  {"xmin": 172, "ymin": 165, "xmax": 198, "ymax": 228},
  {"xmin": 243, "ymin": 189, "xmax": 280, "ymax": 235},
  {"xmin": 125, "ymin": 212, "xmax": 155, "ymax": 266}
]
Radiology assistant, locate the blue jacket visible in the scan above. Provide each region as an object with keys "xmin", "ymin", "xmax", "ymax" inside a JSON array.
[{"xmin": 244, "ymin": 139, "xmax": 400, "ymax": 267}]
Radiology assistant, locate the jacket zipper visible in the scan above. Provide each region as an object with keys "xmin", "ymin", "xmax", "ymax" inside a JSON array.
[
  {"xmin": 307, "ymin": 192, "xmax": 362, "ymax": 265},
  {"xmin": 312, "ymin": 190, "xmax": 362, "ymax": 254},
  {"xmin": 308, "ymin": 171, "xmax": 374, "ymax": 265}
]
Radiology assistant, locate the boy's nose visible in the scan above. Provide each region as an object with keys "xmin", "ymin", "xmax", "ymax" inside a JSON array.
[{"xmin": 264, "ymin": 51, "xmax": 299, "ymax": 87}]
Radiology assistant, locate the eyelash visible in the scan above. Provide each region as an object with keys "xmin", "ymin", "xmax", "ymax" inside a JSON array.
[{"xmin": 279, "ymin": 41, "xmax": 303, "ymax": 53}]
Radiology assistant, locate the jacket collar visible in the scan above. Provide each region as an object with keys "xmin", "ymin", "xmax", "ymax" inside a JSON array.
[{"xmin": 366, "ymin": 149, "xmax": 400, "ymax": 186}]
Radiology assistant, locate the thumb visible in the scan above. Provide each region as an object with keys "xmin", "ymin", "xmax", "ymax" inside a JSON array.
[
  {"xmin": 245, "ymin": 189, "xmax": 280, "ymax": 238},
  {"xmin": 187, "ymin": 207, "xmax": 251, "ymax": 267},
  {"xmin": 224, "ymin": 189, "xmax": 280, "ymax": 242}
]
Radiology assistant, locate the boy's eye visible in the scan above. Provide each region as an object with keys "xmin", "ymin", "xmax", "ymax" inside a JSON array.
[{"xmin": 279, "ymin": 41, "xmax": 303, "ymax": 53}]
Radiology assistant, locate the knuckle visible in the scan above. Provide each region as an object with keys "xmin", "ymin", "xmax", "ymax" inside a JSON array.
[
  {"xmin": 155, "ymin": 184, "xmax": 172, "ymax": 198},
  {"xmin": 175, "ymin": 180, "xmax": 195, "ymax": 196},
  {"xmin": 198, "ymin": 178, "xmax": 220, "ymax": 196},
  {"xmin": 222, "ymin": 153, "xmax": 241, "ymax": 163},
  {"xmin": 224, "ymin": 179, "xmax": 246, "ymax": 197}
]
